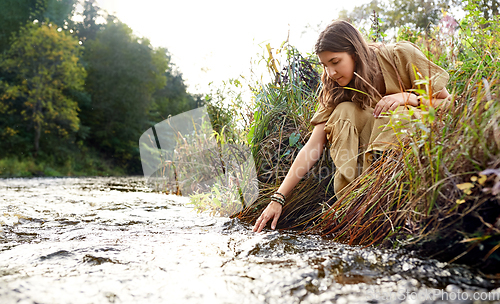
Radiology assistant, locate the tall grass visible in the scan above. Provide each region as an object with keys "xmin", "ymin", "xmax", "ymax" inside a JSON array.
[{"xmin": 184, "ymin": 43, "xmax": 336, "ymax": 222}]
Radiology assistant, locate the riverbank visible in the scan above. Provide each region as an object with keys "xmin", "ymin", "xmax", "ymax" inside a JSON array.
[{"xmin": 0, "ymin": 153, "xmax": 125, "ymax": 178}]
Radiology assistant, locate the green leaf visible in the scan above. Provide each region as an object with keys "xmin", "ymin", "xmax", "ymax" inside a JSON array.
[
  {"xmin": 428, "ymin": 107, "xmax": 436, "ymax": 123},
  {"xmin": 289, "ymin": 132, "xmax": 300, "ymax": 147}
]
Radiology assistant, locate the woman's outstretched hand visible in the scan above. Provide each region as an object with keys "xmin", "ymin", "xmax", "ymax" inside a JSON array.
[
  {"xmin": 252, "ymin": 200, "xmax": 282, "ymax": 233},
  {"xmin": 251, "ymin": 123, "xmax": 327, "ymax": 233}
]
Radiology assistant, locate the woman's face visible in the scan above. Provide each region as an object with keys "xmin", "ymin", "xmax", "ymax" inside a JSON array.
[{"xmin": 318, "ymin": 51, "xmax": 356, "ymax": 87}]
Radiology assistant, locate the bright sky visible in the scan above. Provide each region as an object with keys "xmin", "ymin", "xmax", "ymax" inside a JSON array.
[{"xmin": 94, "ymin": 0, "xmax": 372, "ymax": 95}]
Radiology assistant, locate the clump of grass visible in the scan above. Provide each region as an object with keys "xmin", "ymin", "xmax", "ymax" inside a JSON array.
[
  {"xmin": 0, "ymin": 157, "xmax": 42, "ymax": 177},
  {"xmin": 174, "ymin": 41, "xmax": 335, "ymax": 222},
  {"xmin": 178, "ymin": 42, "xmax": 335, "ymax": 222},
  {"xmin": 187, "ymin": 128, "xmax": 260, "ymax": 217},
  {"xmin": 146, "ymin": 110, "xmax": 259, "ymax": 217}
]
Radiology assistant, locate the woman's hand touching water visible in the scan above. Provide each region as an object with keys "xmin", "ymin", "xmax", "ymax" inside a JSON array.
[
  {"xmin": 252, "ymin": 123, "xmax": 327, "ymax": 233},
  {"xmin": 252, "ymin": 199, "xmax": 282, "ymax": 233}
]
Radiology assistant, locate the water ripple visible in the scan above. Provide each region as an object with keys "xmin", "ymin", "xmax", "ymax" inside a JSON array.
[{"xmin": 0, "ymin": 176, "xmax": 498, "ymax": 303}]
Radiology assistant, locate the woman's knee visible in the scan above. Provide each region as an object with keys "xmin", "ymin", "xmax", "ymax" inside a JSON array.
[{"xmin": 331, "ymin": 102, "xmax": 359, "ymax": 121}]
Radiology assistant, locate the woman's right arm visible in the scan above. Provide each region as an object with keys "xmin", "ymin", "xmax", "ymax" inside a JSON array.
[{"xmin": 252, "ymin": 122, "xmax": 328, "ymax": 233}]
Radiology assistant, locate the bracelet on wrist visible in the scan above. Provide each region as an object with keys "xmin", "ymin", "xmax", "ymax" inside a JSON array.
[
  {"xmin": 271, "ymin": 196, "xmax": 285, "ymax": 204},
  {"xmin": 270, "ymin": 196, "xmax": 285, "ymax": 206},
  {"xmin": 274, "ymin": 191, "xmax": 286, "ymax": 200}
]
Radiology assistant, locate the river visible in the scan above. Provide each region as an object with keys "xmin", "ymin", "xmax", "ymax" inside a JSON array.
[{"xmin": 0, "ymin": 176, "xmax": 498, "ymax": 303}]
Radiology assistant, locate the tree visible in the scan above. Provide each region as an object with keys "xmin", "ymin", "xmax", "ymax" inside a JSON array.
[
  {"xmin": 0, "ymin": 0, "xmax": 77, "ymax": 53},
  {"xmin": 385, "ymin": 0, "xmax": 454, "ymax": 32},
  {"xmin": 339, "ymin": 0, "xmax": 464, "ymax": 36},
  {"xmin": 338, "ymin": 0, "xmax": 388, "ymax": 32},
  {"xmin": 37, "ymin": 0, "xmax": 78, "ymax": 28},
  {"xmin": 76, "ymin": 0, "xmax": 102, "ymax": 44},
  {"xmin": 477, "ymin": 0, "xmax": 499, "ymax": 20},
  {"xmin": 149, "ymin": 66, "xmax": 203, "ymax": 123},
  {"xmin": 83, "ymin": 20, "xmax": 168, "ymax": 172},
  {"xmin": 0, "ymin": 0, "xmax": 37, "ymax": 53},
  {"xmin": 0, "ymin": 22, "xmax": 86, "ymax": 157}
]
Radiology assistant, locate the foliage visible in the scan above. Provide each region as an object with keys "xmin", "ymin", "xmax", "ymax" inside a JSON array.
[
  {"xmin": 339, "ymin": 0, "xmax": 464, "ymax": 39},
  {"xmin": 247, "ymin": 43, "xmax": 320, "ymax": 161},
  {"xmin": 366, "ymin": 10, "xmax": 388, "ymax": 42},
  {"xmin": 0, "ymin": 0, "xmax": 77, "ymax": 53},
  {"xmin": 149, "ymin": 66, "xmax": 204, "ymax": 125},
  {"xmin": 156, "ymin": 76, "xmax": 255, "ymax": 216},
  {"xmin": 187, "ymin": 136, "xmax": 258, "ymax": 217},
  {"xmin": 0, "ymin": 0, "xmax": 37, "ymax": 53},
  {"xmin": 83, "ymin": 20, "xmax": 168, "ymax": 173},
  {"xmin": 75, "ymin": 0, "xmax": 102, "ymax": 44},
  {"xmin": 384, "ymin": 0, "xmax": 458, "ymax": 32},
  {"xmin": 475, "ymin": 0, "xmax": 500, "ymax": 20},
  {"xmin": 0, "ymin": 150, "xmax": 125, "ymax": 178},
  {"xmin": 224, "ymin": 0, "xmax": 500, "ymax": 273},
  {"xmin": 0, "ymin": 22, "xmax": 86, "ymax": 157},
  {"xmin": 0, "ymin": 0, "xmax": 207, "ymax": 177},
  {"xmin": 180, "ymin": 42, "xmax": 331, "ymax": 219},
  {"xmin": 308, "ymin": 73, "xmax": 500, "ymax": 272},
  {"xmin": 35, "ymin": 0, "xmax": 78, "ymax": 28},
  {"xmin": 339, "ymin": 0, "xmax": 389, "ymax": 34},
  {"xmin": 204, "ymin": 78, "xmax": 250, "ymax": 145},
  {"xmin": 451, "ymin": 0, "xmax": 500, "ymax": 88},
  {"xmin": 143, "ymin": 103, "xmax": 256, "ymax": 217}
]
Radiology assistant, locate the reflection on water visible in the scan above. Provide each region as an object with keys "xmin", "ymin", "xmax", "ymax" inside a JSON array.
[{"xmin": 0, "ymin": 177, "xmax": 498, "ymax": 303}]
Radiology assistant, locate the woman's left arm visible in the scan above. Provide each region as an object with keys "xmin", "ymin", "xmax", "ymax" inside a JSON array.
[{"xmin": 373, "ymin": 87, "xmax": 451, "ymax": 118}]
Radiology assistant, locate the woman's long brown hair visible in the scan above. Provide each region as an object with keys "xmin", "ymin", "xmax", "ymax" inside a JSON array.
[{"xmin": 315, "ymin": 20, "xmax": 381, "ymax": 110}]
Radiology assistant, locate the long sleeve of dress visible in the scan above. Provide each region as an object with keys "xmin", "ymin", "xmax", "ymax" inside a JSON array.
[{"xmin": 375, "ymin": 41, "xmax": 449, "ymax": 97}]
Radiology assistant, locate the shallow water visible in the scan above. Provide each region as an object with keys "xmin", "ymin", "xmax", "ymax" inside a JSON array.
[{"xmin": 0, "ymin": 176, "xmax": 499, "ymax": 304}]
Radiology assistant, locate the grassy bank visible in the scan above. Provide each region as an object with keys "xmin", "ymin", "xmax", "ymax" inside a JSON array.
[{"xmin": 0, "ymin": 150, "xmax": 126, "ymax": 178}]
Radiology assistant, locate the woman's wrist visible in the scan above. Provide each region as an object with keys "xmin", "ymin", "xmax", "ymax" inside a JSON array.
[
  {"xmin": 403, "ymin": 92, "xmax": 419, "ymax": 107},
  {"xmin": 269, "ymin": 200, "xmax": 284, "ymax": 208},
  {"xmin": 274, "ymin": 191, "xmax": 286, "ymax": 200},
  {"xmin": 270, "ymin": 195, "xmax": 285, "ymax": 206}
]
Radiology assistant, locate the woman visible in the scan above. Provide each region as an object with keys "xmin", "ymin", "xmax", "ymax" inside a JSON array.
[{"xmin": 253, "ymin": 20, "xmax": 451, "ymax": 233}]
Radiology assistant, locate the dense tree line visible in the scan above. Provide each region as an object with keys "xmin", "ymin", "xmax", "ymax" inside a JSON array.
[
  {"xmin": 339, "ymin": 0, "xmax": 498, "ymax": 34},
  {"xmin": 0, "ymin": 0, "xmax": 203, "ymax": 174}
]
